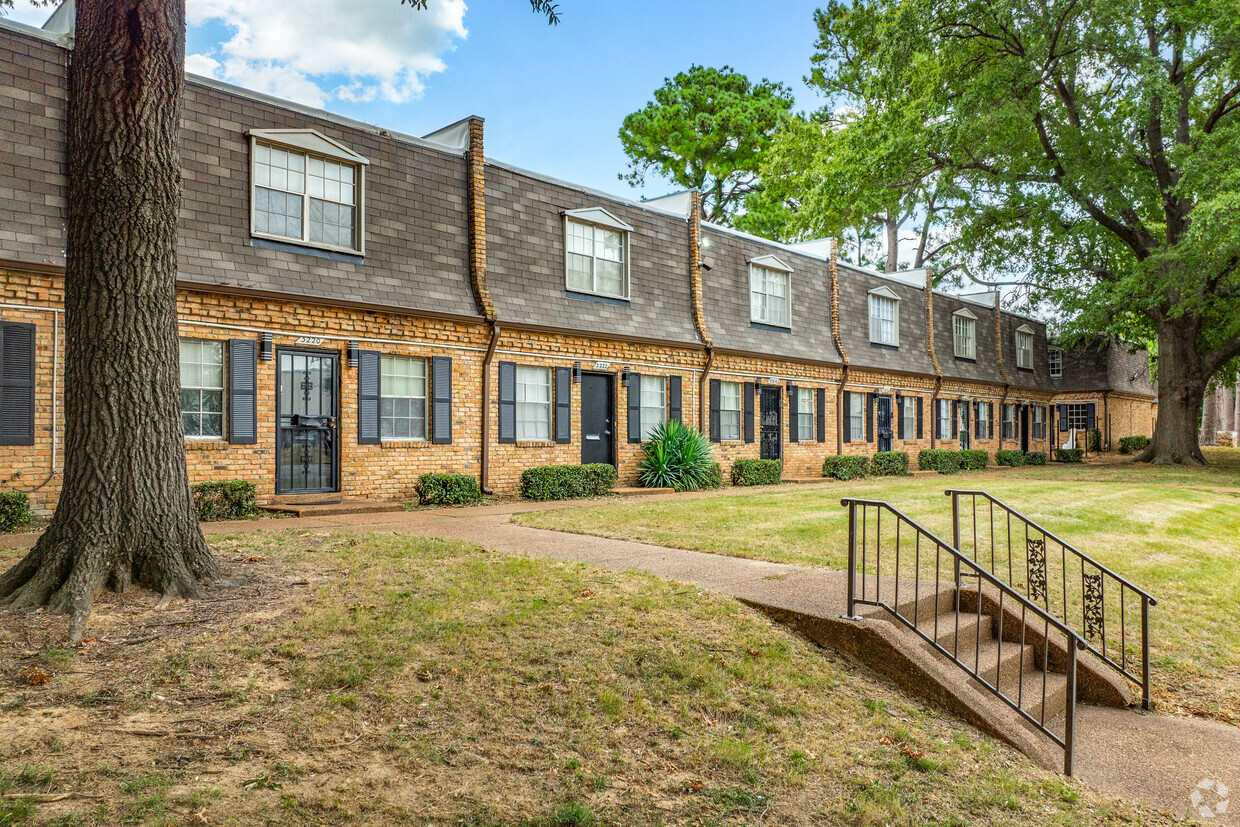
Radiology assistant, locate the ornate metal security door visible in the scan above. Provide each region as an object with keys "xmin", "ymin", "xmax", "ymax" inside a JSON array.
[{"xmin": 276, "ymin": 349, "xmax": 339, "ymax": 494}]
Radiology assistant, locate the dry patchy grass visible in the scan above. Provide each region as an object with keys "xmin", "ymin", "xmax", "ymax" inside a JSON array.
[{"xmin": 0, "ymin": 531, "xmax": 1161, "ymax": 826}]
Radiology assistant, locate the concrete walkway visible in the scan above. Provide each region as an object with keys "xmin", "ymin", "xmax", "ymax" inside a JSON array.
[{"xmin": 3, "ymin": 494, "xmax": 1238, "ymax": 821}]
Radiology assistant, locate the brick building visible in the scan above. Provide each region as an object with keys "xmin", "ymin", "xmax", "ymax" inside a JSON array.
[
  {"xmin": 0, "ymin": 18, "xmax": 1154, "ymax": 512},
  {"xmin": 1049, "ymin": 339, "xmax": 1158, "ymax": 451}
]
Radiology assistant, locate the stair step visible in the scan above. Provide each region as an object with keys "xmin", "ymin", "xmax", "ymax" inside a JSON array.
[
  {"xmin": 929, "ymin": 610, "xmax": 993, "ymax": 650},
  {"xmin": 261, "ymin": 499, "xmax": 405, "ymax": 517},
  {"xmin": 1005, "ymin": 669, "xmax": 1069, "ymax": 726}
]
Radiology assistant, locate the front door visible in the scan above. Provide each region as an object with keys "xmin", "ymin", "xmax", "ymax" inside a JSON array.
[
  {"xmin": 760, "ymin": 386, "xmax": 782, "ymax": 461},
  {"xmin": 1020, "ymin": 405, "xmax": 1030, "ymax": 452},
  {"xmin": 580, "ymin": 372, "xmax": 614, "ymax": 466},
  {"xmin": 959, "ymin": 402, "xmax": 971, "ymax": 450},
  {"xmin": 276, "ymin": 349, "xmax": 339, "ymax": 494},
  {"xmin": 876, "ymin": 396, "xmax": 893, "ymax": 452}
]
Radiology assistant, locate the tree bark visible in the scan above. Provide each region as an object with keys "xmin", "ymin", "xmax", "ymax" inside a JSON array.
[
  {"xmin": 1200, "ymin": 387, "xmax": 1220, "ymax": 446},
  {"xmin": 1139, "ymin": 319, "xmax": 1209, "ymax": 465},
  {"xmin": 884, "ymin": 216, "xmax": 899, "ymax": 273},
  {"xmin": 0, "ymin": 0, "xmax": 217, "ymax": 643}
]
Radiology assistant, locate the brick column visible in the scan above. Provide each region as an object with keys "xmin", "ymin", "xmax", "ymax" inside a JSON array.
[
  {"xmin": 688, "ymin": 191, "xmax": 711, "ymax": 348},
  {"xmin": 466, "ymin": 117, "xmax": 496, "ymax": 322}
]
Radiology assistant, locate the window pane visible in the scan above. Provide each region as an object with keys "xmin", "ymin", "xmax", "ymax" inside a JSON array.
[
  {"xmin": 380, "ymin": 355, "xmax": 428, "ymax": 440},
  {"xmin": 596, "ymin": 259, "xmax": 624, "ymax": 296},
  {"xmin": 567, "ymin": 253, "xmax": 593, "ymax": 291}
]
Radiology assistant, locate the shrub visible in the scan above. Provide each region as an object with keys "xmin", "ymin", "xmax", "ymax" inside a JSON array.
[
  {"xmin": 1025, "ymin": 451, "xmax": 1048, "ymax": 466},
  {"xmin": 871, "ymin": 451, "xmax": 909, "ymax": 477},
  {"xmin": 637, "ymin": 420, "xmax": 717, "ymax": 492},
  {"xmin": 0, "ymin": 491, "xmax": 33, "ymax": 532},
  {"xmin": 1087, "ymin": 428, "xmax": 1103, "ymax": 452},
  {"xmin": 414, "ymin": 473, "xmax": 482, "ymax": 506},
  {"xmin": 995, "ymin": 449, "xmax": 1025, "ymax": 467},
  {"xmin": 191, "ymin": 481, "xmax": 257, "ymax": 521},
  {"xmin": 823, "ymin": 455, "xmax": 870, "ymax": 480},
  {"xmin": 1119, "ymin": 436, "xmax": 1149, "ymax": 455},
  {"xmin": 960, "ymin": 449, "xmax": 989, "ymax": 471},
  {"xmin": 702, "ymin": 462, "xmax": 724, "ymax": 490},
  {"xmin": 730, "ymin": 459, "xmax": 782, "ymax": 486},
  {"xmin": 1055, "ymin": 448, "xmax": 1085, "ymax": 463},
  {"xmin": 520, "ymin": 464, "xmax": 617, "ymax": 501},
  {"xmin": 918, "ymin": 449, "xmax": 961, "ymax": 474}
]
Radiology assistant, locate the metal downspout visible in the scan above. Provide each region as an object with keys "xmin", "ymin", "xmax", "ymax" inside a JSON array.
[
  {"xmin": 480, "ymin": 322, "xmax": 501, "ymax": 494},
  {"xmin": 699, "ymin": 347, "xmax": 715, "ymax": 432},
  {"xmin": 836, "ymin": 365, "xmax": 850, "ymax": 455}
]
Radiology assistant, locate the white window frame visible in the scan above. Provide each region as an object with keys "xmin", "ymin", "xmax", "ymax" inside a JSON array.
[
  {"xmin": 953, "ymin": 308, "xmax": 977, "ymax": 359},
  {"xmin": 1032, "ymin": 405, "xmax": 1046, "ymax": 440},
  {"xmin": 380, "ymin": 354, "xmax": 428, "ymax": 441},
  {"xmin": 516, "ymin": 366, "xmax": 552, "ymax": 441},
  {"xmin": 1048, "ymin": 347, "xmax": 1063, "ymax": 379},
  {"xmin": 749, "ymin": 255, "xmax": 793, "ymax": 329},
  {"xmin": 868, "ymin": 286, "xmax": 900, "ymax": 346},
  {"xmin": 179, "ymin": 338, "xmax": 225, "ymax": 440},
  {"xmin": 720, "ymin": 380, "xmax": 743, "ymax": 441},
  {"xmin": 1066, "ymin": 403, "xmax": 1089, "ymax": 432},
  {"xmin": 977, "ymin": 401, "xmax": 989, "ymax": 438},
  {"xmin": 797, "ymin": 387, "xmax": 815, "ymax": 441},
  {"xmin": 1003, "ymin": 404, "xmax": 1015, "ymax": 440},
  {"xmin": 639, "ymin": 375, "xmax": 667, "ymax": 441},
  {"xmin": 563, "ymin": 208, "xmax": 632, "ymax": 300},
  {"xmin": 1016, "ymin": 325, "xmax": 1035, "ymax": 369},
  {"xmin": 849, "ymin": 392, "xmax": 865, "ymax": 443},
  {"xmin": 901, "ymin": 396, "xmax": 916, "ymax": 440},
  {"xmin": 938, "ymin": 398, "xmax": 952, "ymax": 440},
  {"xmin": 248, "ymin": 129, "xmax": 368, "ymax": 256}
]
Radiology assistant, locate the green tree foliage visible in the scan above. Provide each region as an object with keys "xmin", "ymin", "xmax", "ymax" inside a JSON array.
[
  {"xmin": 619, "ymin": 65, "xmax": 795, "ymax": 233},
  {"xmin": 773, "ymin": 0, "xmax": 1240, "ymax": 464}
]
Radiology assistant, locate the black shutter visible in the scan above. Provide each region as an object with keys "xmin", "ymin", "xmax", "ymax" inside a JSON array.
[
  {"xmin": 0, "ymin": 322, "xmax": 36, "ymax": 446},
  {"xmin": 226, "ymin": 338, "xmax": 257, "ymax": 445},
  {"xmin": 816, "ymin": 387, "xmax": 826, "ymax": 443},
  {"xmin": 1085, "ymin": 403, "xmax": 1097, "ymax": 430},
  {"xmin": 974, "ymin": 402, "xmax": 982, "ymax": 439},
  {"xmin": 788, "ymin": 384, "xmax": 799, "ymax": 443},
  {"xmin": 709, "ymin": 379, "xmax": 721, "ymax": 442},
  {"xmin": 554, "ymin": 366, "xmax": 571, "ymax": 444},
  {"xmin": 668, "ymin": 375, "xmax": 682, "ymax": 423},
  {"xmin": 951, "ymin": 400, "xmax": 959, "ymax": 438},
  {"xmin": 895, "ymin": 395, "xmax": 904, "ymax": 440},
  {"xmin": 357, "ymin": 349, "xmax": 380, "ymax": 445},
  {"xmin": 432, "ymin": 356, "xmax": 453, "ymax": 444},
  {"xmin": 1058, "ymin": 404, "xmax": 1069, "ymax": 432},
  {"xmin": 498, "ymin": 361, "xmax": 516, "ymax": 444},
  {"xmin": 627, "ymin": 372, "xmax": 642, "ymax": 443},
  {"xmin": 842, "ymin": 391, "xmax": 852, "ymax": 443},
  {"xmin": 866, "ymin": 393, "xmax": 874, "ymax": 442},
  {"xmin": 988, "ymin": 402, "xmax": 994, "ymax": 439},
  {"xmin": 743, "ymin": 382, "xmax": 755, "ymax": 443}
]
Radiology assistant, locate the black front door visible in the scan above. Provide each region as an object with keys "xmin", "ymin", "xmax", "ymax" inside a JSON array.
[
  {"xmin": 1020, "ymin": 405, "xmax": 1030, "ymax": 452},
  {"xmin": 760, "ymin": 386, "xmax": 782, "ymax": 460},
  {"xmin": 959, "ymin": 402, "xmax": 971, "ymax": 449},
  {"xmin": 276, "ymin": 349, "xmax": 339, "ymax": 494},
  {"xmin": 580, "ymin": 372, "xmax": 614, "ymax": 466},
  {"xmin": 876, "ymin": 396, "xmax": 893, "ymax": 452}
]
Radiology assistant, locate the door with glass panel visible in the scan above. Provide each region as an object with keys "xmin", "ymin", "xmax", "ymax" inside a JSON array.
[{"xmin": 276, "ymin": 349, "xmax": 339, "ymax": 494}]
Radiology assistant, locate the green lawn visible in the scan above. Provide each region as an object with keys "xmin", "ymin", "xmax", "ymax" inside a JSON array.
[{"xmin": 515, "ymin": 448, "xmax": 1240, "ymax": 723}]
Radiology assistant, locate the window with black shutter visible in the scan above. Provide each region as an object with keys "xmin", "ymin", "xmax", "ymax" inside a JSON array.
[
  {"xmin": 743, "ymin": 382, "xmax": 755, "ymax": 443},
  {"xmin": 228, "ymin": 339, "xmax": 257, "ymax": 444},
  {"xmin": 788, "ymin": 384, "xmax": 799, "ymax": 443},
  {"xmin": 627, "ymin": 372, "xmax": 643, "ymax": 444},
  {"xmin": 431, "ymin": 356, "xmax": 453, "ymax": 444},
  {"xmin": 498, "ymin": 361, "xmax": 516, "ymax": 444},
  {"xmin": 0, "ymin": 322, "xmax": 36, "ymax": 446},
  {"xmin": 554, "ymin": 366, "xmax": 570, "ymax": 444},
  {"xmin": 357, "ymin": 349, "xmax": 380, "ymax": 445},
  {"xmin": 668, "ymin": 375, "xmax": 682, "ymax": 423},
  {"xmin": 709, "ymin": 379, "xmax": 721, "ymax": 443},
  {"xmin": 816, "ymin": 387, "xmax": 826, "ymax": 443}
]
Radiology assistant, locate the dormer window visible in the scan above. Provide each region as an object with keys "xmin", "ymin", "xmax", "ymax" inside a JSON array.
[
  {"xmin": 248, "ymin": 129, "xmax": 368, "ymax": 255},
  {"xmin": 1016, "ymin": 325, "xmax": 1034, "ymax": 369},
  {"xmin": 953, "ymin": 308, "xmax": 977, "ymax": 359},
  {"xmin": 564, "ymin": 208, "xmax": 632, "ymax": 300},
  {"xmin": 749, "ymin": 255, "xmax": 792, "ymax": 328},
  {"xmin": 868, "ymin": 286, "xmax": 900, "ymax": 346},
  {"xmin": 1048, "ymin": 347, "xmax": 1062, "ymax": 378}
]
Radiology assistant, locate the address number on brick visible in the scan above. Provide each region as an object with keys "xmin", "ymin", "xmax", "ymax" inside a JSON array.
[
  {"xmin": 295, "ymin": 336, "xmax": 326, "ymax": 346},
  {"xmin": 592, "ymin": 361, "xmax": 611, "ymax": 370}
]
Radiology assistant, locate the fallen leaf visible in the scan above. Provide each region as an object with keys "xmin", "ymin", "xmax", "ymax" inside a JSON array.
[
  {"xmin": 20, "ymin": 667, "xmax": 51, "ymax": 686},
  {"xmin": 746, "ymin": 648, "xmax": 761, "ymax": 657}
]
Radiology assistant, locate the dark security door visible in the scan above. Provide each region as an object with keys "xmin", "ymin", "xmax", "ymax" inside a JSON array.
[
  {"xmin": 276, "ymin": 349, "xmax": 339, "ymax": 494},
  {"xmin": 959, "ymin": 402, "xmax": 971, "ymax": 449},
  {"xmin": 760, "ymin": 386, "xmax": 782, "ymax": 461},
  {"xmin": 876, "ymin": 396, "xmax": 893, "ymax": 452},
  {"xmin": 1020, "ymin": 405, "xmax": 1030, "ymax": 452},
  {"xmin": 580, "ymin": 372, "xmax": 614, "ymax": 466}
]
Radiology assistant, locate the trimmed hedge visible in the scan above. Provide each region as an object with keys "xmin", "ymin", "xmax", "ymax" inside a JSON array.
[
  {"xmin": 1055, "ymin": 448, "xmax": 1085, "ymax": 463},
  {"xmin": 1025, "ymin": 451, "xmax": 1048, "ymax": 466},
  {"xmin": 415, "ymin": 473, "xmax": 483, "ymax": 506},
  {"xmin": 731, "ymin": 459, "xmax": 782, "ymax": 487},
  {"xmin": 918, "ymin": 449, "xmax": 961, "ymax": 474},
  {"xmin": 0, "ymin": 491, "xmax": 33, "ymax": 532},
  {"xmin": 871, "ymin": 451, "xmax": 909, "ymax": 477},
  {"xmin": 1119, "ymin": 436, "xmax": 1150, "ymax": 455},
  {"xmin": 823, "ymin": 455, "xmax": 870, "ymax": 481},
  {"xmin": 192, "ymin": 481, "xmax": 258, "ymax": 522},
  {"xmin": 1087, "ymin": 428, "xmax": 1103, "ymax": 452},
  {"xmin": 520, "ymin": 464, "xmax": 617, "ymax": 501},
  {"xmin": 702, "ymin": 462, "xmax": 724, "ymax": 490},
  {"xmin": 995, "ymin": 449, "xmax": 1025, "ymax": 467},
  {"xmin": 960, "ymin": 449, "xmax": 989, "ymax": 471}
]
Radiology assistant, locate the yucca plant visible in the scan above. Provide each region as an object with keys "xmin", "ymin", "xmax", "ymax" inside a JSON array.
[{"xmin": 638, "ymin": 419, "xmax": 716, "ymax": 492}]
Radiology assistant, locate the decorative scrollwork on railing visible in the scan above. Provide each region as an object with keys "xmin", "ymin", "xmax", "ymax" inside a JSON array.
[
  {"xmin": 1083, "ymin": 572, "xmax": 1104, "ymax": 639},
  {"xmin": 1026, "ymin": 537, "xmax": 1047, "ymax": 601}
]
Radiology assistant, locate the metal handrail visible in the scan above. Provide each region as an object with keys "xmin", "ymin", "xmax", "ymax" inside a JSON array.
[
  {"xmin": 841, "ymin": 497, "xmax": 1084, "ymax": 775},
  {"xmin": 944, "ymin": 489, "xmax": 1156, "ymax": 710}
]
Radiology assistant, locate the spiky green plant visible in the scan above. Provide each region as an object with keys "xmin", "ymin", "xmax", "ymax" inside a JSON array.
[{"xmin": 638, "ymin": 420, "xmax": 716, "ymax": 492}]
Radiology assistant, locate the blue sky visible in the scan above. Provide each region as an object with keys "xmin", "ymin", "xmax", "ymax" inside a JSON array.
[{"xmin": 6, "ymin": 0, "xmax": 827, "ymax": 201}]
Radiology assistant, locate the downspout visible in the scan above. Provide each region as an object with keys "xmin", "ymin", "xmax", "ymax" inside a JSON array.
[
  {"xmin": 688, "ymin": 191, "xmax": 714, "ymax": 433},
  {"xmin": 930, "ymin": 376, "xmax": 942, "ymax": 449},
  {"xmin": 837, "ymin": 365, "xmax": 850, "ymax": 455},
  {"xmin": 480, "ymin": 323, "xmax": 501, "ymax": 494},
  {"xmin": 828, "ymin": 239, "xmax": 849, "ymax": 455},
  {"xmin": 994, "ymin": 291, "xmax": 1011, "ymax": 447},
  {"xmin": 699, "ymin": 347, "xmax": 716, "ymax": 432},
  {"xmin": 1102, "ymin": 390, "xmax": 1110, "ymax": 452}
]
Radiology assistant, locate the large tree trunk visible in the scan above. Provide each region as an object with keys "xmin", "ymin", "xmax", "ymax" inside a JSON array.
[
  {"xmin": 1200, "ymin": 387, "xmax": 1219, "ymax": 446},
  {"xmin": 884, "ymin": 216, "xmax": 899, "ymax": 273},
  {"xmin": 1222, "ymin": 384, "xmax": 1236, "ymax": 436},
  {"xmin": 0, "ymin": 0, "xmax": 218, "ymax": 643},
  {"xmin": 1139, "ymin": 319, "xmax": 1208, "ymax": 466}
]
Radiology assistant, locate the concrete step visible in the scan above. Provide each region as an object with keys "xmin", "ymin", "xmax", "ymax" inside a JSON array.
[
  {"xmin": 930, "ymin": 609, "xmax": 993, "ymax": 650},
  {"xmin": 613, "ymin": 486, "xmax": 674, "ymax": 496},
  {"xmin": 261, "ymin": 498, "xmax": 405, "ymax": 517},
  {"xmin": 1004, "ymin": 668, "xmax": 1070, "ymax": 726}
]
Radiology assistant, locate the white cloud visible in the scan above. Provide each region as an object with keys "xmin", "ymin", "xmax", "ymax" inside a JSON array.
[{"xmin": 186, "ymin": 0, "xmax": 468, "ymax": 107}]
